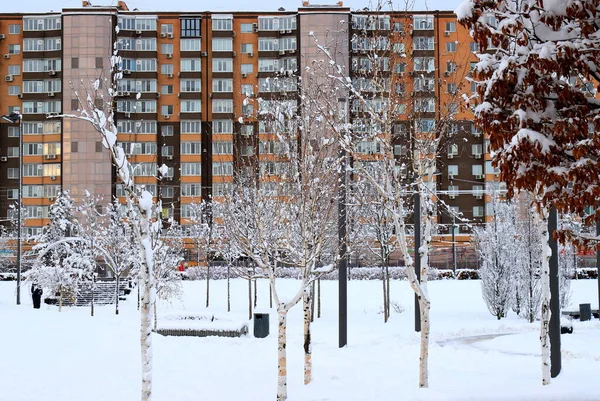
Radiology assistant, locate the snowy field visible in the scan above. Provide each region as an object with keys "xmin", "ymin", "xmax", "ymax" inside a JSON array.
[{"xmin": 1, "ymin": 278, "xmax": 599, "ymax": 401}]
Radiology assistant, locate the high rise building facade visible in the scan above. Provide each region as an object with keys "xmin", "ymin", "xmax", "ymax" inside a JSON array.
[{"xmin": 0, "ymin": 1, "xmax": 496, "ymax": 267}]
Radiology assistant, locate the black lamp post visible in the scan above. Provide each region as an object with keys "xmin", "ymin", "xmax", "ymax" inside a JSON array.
[{"xmin": 2, "ymin": 112, "xmax": 22, "ymax": 305}]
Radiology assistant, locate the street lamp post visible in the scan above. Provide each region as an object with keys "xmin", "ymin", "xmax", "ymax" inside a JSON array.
[{"xmin": 2, "ymin": 112, "xmax": 22, "ymax": 305}]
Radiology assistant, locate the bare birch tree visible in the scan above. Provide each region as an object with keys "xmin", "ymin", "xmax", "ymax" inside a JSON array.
[{"xmin": 218, "ymin": 86, "xmax": 338, "ymax": 400}]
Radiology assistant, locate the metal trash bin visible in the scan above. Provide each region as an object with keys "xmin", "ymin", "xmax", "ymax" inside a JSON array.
[
  {"xmin": 579, "ymin": 303, "xmax": 592, "ymax": 322},
  {"xmin": 253, "ymin": 313, "xmax": 269, "ymax": 338}
]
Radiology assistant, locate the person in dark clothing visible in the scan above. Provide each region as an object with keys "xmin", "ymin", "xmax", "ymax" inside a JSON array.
[{"xmin": 31, "ymin": 283, "xmax": 43, "ymax": 309}]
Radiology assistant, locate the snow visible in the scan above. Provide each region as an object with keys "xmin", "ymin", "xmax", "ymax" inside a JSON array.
[{"xmin": 1, "ymin": 279, "xmax": 599, "ymax": 401}]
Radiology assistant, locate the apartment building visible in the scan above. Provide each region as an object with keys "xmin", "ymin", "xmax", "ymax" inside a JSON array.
[{"xmin": 0, "ymin": 1, "xmax": 494, "ymax": 267}]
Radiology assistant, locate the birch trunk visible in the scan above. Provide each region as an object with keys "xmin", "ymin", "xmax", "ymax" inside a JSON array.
[
  {"xmin": 382, "ymin": 266, "xmax": 388, "ymax": 322},
  {"xmin": 385, "ymin": 264, "xmax": 390, "ymax": 321},
  {"xmin": 206, "ymin": 264, "xmax": 210, "ymax": 308},
  {"xmin": 537, "ymin": 209, "xmax": 551, "ymax": 385},
  {"xmin": 59, "ymin": 287, "xmax": 63, "ymax": 312},
  {"xmin": 303, "ymin": 286, "xmax": 313, "ymax": 385},
  {"xmin": 248, "ymin": 278, "xmax": 253, "ymax": 320},
  {"xmin": 90, "ymin": 276, "xmax": 95, "ymax": 317},
  {"xmin": 227, "ymin": 265, "xmax": 231, "ymax": 313},
  {"xmin": 417, "ymin": 201, "xmax": 433, "ymax": 389},
  {"xmin": 254, "ymin": 277, "xmax": 258, "ymax": 308},
  {"xmin": 115, "ymin": 274, "xmax": 120, "ymax": 315},
  {"xmin": 277, "ymin": 308, "xmax": 288, "ymax": 401}
]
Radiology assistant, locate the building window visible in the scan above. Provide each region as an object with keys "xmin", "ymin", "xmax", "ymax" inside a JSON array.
[
  {"xmin": 181, "ymin": 142, "xmax": 202, "ymax": 155},
  {"xmin": 180, "ymin": 79, "xmax": 201, "ymax": 92},
  {"xmin": 181, "ymin": 58, "xmax": 201, "ymax": 72},
  {"xmin": 9, "ymin": 24, "xmax": 20, "ymax": 34},
  {"xmin": 212, "ymin": 141, "xmax": 233, "ymax": 154},
  {"xmin": 181, "ymin": 184, "xmax": 202, "ymax": 197},
  {"xmin": 181, "ymin": 18, "xmax": 201, "ymax": 37},
  {"xmin": 71, "ymin": 57, "xmax": 79, "ymax": 69},
  {"xmin": 162, "ymin": 125, "xmax": 174, "ymax": 136},
  {"xmin": 448, "ymin": 144, "xmax": 458, "ymax": 157},
  {"xmin": 241, "ymin": 84, "xmax": 254, "ymax": 95},
  {"xmin": 213, "ymin": 58, "xmax": 233, "ymax": 72},
  {"xmin": 241, "ymin": 64, "xmax": 253, "ymax": 74},
  {"xmin": 161, "ymin": 64, "xmax": 174, "ymax": 75},
  {"xmin": 413, "ymin": 15, "xmax": 434, "ymax": 30},
  {"xmin": 472, "ymin": 164, "xmax": 483, "ymax": 177},
  {"xmin": 8, "ymin": 127, "xmax": 19, "ymax": 137},
  {"xmin": 161, "ymin": 24, "xmax": 173, "ymax": 34},
  {"xmin": 161, "ymin": 43, "xmax": 174, "ymax": 54},
  {"xmin": 448, "ymin": 165, "xmax": 458, "ymax": 178},
  {"xmin": 241, "ymin": 43, "xmax": 253, "ymax": 53},
  {"xmin": 181, "ymin": 39, "xmax": 201, "ymax": 51},
  {"xmin": 71, "ymin": 142, "xmax": 78, "ymax": 153},
  {"xmin": 212, "ymin": 17, "xmax": 233, "ymax": 31},
  {"xmin": 161, "ymin": 105, "xmax": 174, "ymax": 116},
  {"xmin": 181, "ymin": 120, "xmax": 202, "ymax": 133},
  {"xmin": 445, "ymin": 21, "xmax": 456, "ymax": 32},
  {"xmin": 8, "ymin": 44, "xmax": 20, "ymax": 54},
  {"xmin": 161, "ymin": 85, "xmax": 173, "ymax": 94},
  {"xmin": 212, "ymin": 79, "xmax": 233, "ymax": 92},
  {"xmin": 7, "ymin": 147, "xmax": 19, "ymax": 157},
  {"xmin": 95, "ymin": 141, "xmax": 103, "ymax": 153},
  {"xmin": 161, "ymin": 186, "xmax": 174, "ymax": 198},
  {"xmin": 8, "ymin": 65, "xmax": 20, "ymax": 75},
  {"xmin": 95, "ymin": 57, "xmax": 103, "ymax": 69},
  {"xmin": 446, "ymin": 42, "xmax": 456, "ymax": 52},
  {"xmin": 212, "ymin": 38, "xmax": 233, "ymax": 52},
  {"xmin": 8, "ymin": 86, "xmax": 20, "ymax": 96},
  {"xmin": 181, "ymin": 100, "xmax": 201, "ymax": 113},
  {"xmin": 212, "ymin": 162, "xmax": 233, "ymax": 176},
  {"xmin": 8, "ymin": 168, "xmax": 19, "ymax": 179},
  {"xmin": 212, "ymin": 99, "xmax": 233, "ymax": 114},
  {"xmin": 181, "ymin": 162, "xmax": 202, "ymax": 176},
  {"xmin": 473, "ymin": 206, "xmax": 484, "ymax": 217},
  {"xmin": 212, "ymin": 119, "xmax": 233, "ymax": 133}
]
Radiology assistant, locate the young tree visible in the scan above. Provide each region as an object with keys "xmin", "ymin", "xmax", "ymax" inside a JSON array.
[
  {"xmin": 515, "ymin": 204, "xmax": 543, "ymax": 323},
  {"xmin": 151, "ymin": 218, "xmax": 184, "ymax": 330},
  {"xmin": 219, "ymin": 89, "xmax": 338, "ymax": 399},
  {"xmin": 352, "ymin": 166, "xmax": 398, "ymax": 322},
  {"xmin": 30, "ymin": 191, "xmax": 86, "ymax": 311},
  {"xmin": 474, "ymin": 192, "xmax": 517, "ymax": 319},
  {"xmin": 183, "ymin": 200, "xmax": 215, "ymax": 308}
]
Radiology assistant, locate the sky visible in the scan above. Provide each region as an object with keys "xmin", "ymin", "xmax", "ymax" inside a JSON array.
[{"xmin": 2, "ymin": 0, "xmax": 463, "ymax": 13}]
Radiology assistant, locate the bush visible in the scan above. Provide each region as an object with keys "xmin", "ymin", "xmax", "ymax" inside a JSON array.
[
  {"xmin": 456, "ymin": 269, "xmax": 480, "ymax": 280},
  {"xmin": 178, "ymin": 265, "xmax": 478, "ymax": 281},
  {"xmin": 576, "ymin": 268, "xmax": 598, "ymax": 280}
]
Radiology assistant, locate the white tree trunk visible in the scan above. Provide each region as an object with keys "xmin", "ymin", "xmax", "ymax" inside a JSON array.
[
  {"xmin": 303, "ymin": 286, "xmax": 313, "ymax": 385},
  {"xmin": 418, "ymin": 199, "xmax": 433, "ymax": 389},
  {"xmin": 537, "ymin": 209, "xmax": 551, "ymax": 385},
  {"xmin": 277, "ymin": 308, "xmax": 288, "ymax": 401}
]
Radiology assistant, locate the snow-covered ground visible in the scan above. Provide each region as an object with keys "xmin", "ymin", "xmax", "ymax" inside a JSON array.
[{"xmin": 1, "ymin": 279, "xmax": 599, "ymax": 401}]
